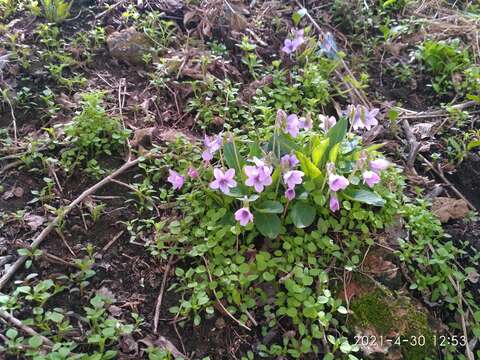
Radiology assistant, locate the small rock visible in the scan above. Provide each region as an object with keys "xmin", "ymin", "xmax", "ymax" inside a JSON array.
[
  {"xmin": 107, "ymin": 27, "xmax": 152, "ymax": 65},
  {"xmin": 432, "ymin": 197, "xmax": 470, "ymax": 223}
]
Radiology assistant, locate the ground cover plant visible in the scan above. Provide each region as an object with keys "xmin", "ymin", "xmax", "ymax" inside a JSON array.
[{"xmin": 0, "ymin": 0, "xmax": 479, "ymax": 359}]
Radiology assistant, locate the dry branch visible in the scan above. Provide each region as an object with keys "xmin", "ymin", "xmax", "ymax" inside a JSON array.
[
  {"xmin": 0, "ymin": 155, "xmax": 149, "ymax": 290},
  {"xmin": 0, "ymin": 309, "xmax": 53, "ymax": 347}
]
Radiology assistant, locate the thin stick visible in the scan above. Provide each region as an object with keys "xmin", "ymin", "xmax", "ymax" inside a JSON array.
[
  {"xmin": 401, "ymin": 120, "xmax": 421, "ymax": 171},
  {"xmin": 153, "ymin": 255, "xmax": 174, "ymax": 334},
  {"xmin": 398, "ymin": 120, "xmax": 475, "ymax": 210},
  {"xmin": 202, "ymin": 256, "xmax": 251, "ymax": 331},
  {"xmin": 0, "ymin": 309, "xmax": 53, "ymax": 347},
  {"xmin": 101, "ymin": 230, "xmax": 125, "ymax": 253},
  {"xmin": 456, "ymin": 280, "xmax": 475, "ymax": 360},
  {"xmin": 0, "ymin": 159, "xmax": 22, "ymax": 175},
  {"xmin": 296, "ymin": 1, "xmax": 370, "ymax": 107},
  {"xmin": 0, "ymin": 156, "xmax": 148, "ymax": 290}
]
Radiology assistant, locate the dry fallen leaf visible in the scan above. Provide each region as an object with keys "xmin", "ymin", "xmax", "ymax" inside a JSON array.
[
  {"xmin": 139, "ymin": 336, "xmax": 185, "ymax": 359},
  {"xmin": 432, "ymin": 197, "xmax": 470, "ymax": 223},
  {"xmin": 23, "ymin": 214, "xmax": 46, "ymax": 231},
  {"xmin": 2, "ymin": 186, "xmax": 24, "ymax": 200}
]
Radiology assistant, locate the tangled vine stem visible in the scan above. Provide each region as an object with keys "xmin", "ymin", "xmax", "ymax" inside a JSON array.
[{"xmin": 0, "ymin": 154, "xmax": 155, "ymax": 291}]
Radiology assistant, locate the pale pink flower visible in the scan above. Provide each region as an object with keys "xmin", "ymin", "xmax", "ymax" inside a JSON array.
[
  {"xmin": 329, "ymin": 194, "xmax": 340, "ymax": 212},
  {"xmin": 370, "ymin": 159, "xmax": 390, "ymax": 173},
  {"xmin": 328, "ymin": 174, "xmax": 349, "ymax": 192},
  {"xmin": 167, "ymin": 170, "xmax": 184, "ymax": 190},
  {"xmin": 235, "ymin": 207, "xmax": 254, "ymax": 226},
  {"xmin": 363, "ymin": 171, "xmax": 380, "ymax": 188},
  {"xmin": 209, "ymin": 168, "xmax": 237, "ymax": 194},
  {"xmin": 283, "ymin": 170, "xmax": 304, "ymax": 189}
]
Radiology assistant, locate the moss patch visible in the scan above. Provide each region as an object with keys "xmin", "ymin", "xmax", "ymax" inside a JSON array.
[
  {"xmin": 350, "ymin": 289, "xmax": 394, "ymax": 335},
  {"xmin": 350, "ymin": 289, "xmax": 437, "ymax": 359},
  {"xmin": 401, "ymin": 308, "xmax": 436, "ymax": 360}
]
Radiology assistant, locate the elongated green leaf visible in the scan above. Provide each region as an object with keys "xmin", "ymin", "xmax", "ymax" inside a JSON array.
[
  {"xmin": 223, "ymin": 141, "xmax": 244, "ymax": 176},
  {"xmin": 312, "ymin": 138, "xmax": 329, "ymax": 165},
  {"xmin": 267, "ymin": 134, "xmax": 300, "ymax": 156},
  {"xmin": 327, "ymin": 116, "xmax": 347, "ymax": 146},
  {"xmin": 343, "ymin": 188, "xmax": 386, "ymax": 206},
  {"xmin": 290, "ymin": 202, "xmax": 316, "ymax": 228},
  {"xmin": 255, "ymin": 200, "xmax": 284, "ymax": 214},
  {"xmin": 467, "ymin": 140, "xmax": 480, "ymax": 151},
  {"xmin": 296, "ymin": 152, "xmax": 321, "ymax": 179},
  {"xmin": 254, "ymin": 212, "xmax": 281, "ymax": 238}
]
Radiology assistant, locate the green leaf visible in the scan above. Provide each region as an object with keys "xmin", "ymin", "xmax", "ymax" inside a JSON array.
[
  {"xmin": 312, "ymin": 138, "xmax": 329, "ymax": 165},
  {"xmin": 343, "ymin": 188, "xmax": 386, "ymax": 207},
  {"xmin": 327, "ymin": 116, "xmax": 347, "ymax": 147},
  {"xmin": 223, "ymin": 141, "xmax": 243, "ymax": 176},
  {"xmin": 296, "ymin": 152, "xmax": 321, "ymax": 179},
  {"xmin": 467, "ymin": 140, "xmax": 480, "ymax": 151},
  {"xmin": 254, "ymin": 212, "xmax": 281, "ymax": 238},
  {"xmin": 28, "ymin": 335, "xmax": 43, "ymax": 348},
  {"xmin": 290, "ymin": 202, "xmax": 316, "ymax": 228},
  {"xmin": 267, "ymin": 133, "xmax": 299, "ymax": 156},
  {"xmin": 255, "ymin": 200, "xmax": 284, "ymax": 214}
]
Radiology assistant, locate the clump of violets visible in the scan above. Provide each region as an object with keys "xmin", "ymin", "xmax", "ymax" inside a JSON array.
[
  {"xmin": 244, "ymin": 158, "xmax": 273, "ymax": 193},
  {"xmin": 168, "ymin": 107, "xmax": 394, "ymax": 229},
  {"xmin": 277, "ymin": 110, "xmax": 312, "ymax": 138},
  {"xmin": 202, "ymin": 134, "xmax": 223, "ymax": 163},
  {"xmin": 282, "ymin": 29, "xmax": 304, "ymax": 54},
  {"xmin": 166, "ymin": 166, "xmax": 200, "ymax": 191},
  {"xmin": 347, "ymin": 105, "xmax": 380, "ymax": 131}
]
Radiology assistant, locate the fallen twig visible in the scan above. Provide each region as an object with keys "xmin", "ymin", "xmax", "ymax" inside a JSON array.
[
  {"xmin": 296, "ymin": 1, "xmax": 370, "ymax": 107},
  {"xmin": 101, "ymin": 230, "xmax": 125, "ymax": 253},
  {"xmin": 399, "ymin": 120, "xmax": 475, "ymax": 210},
  {"xmin": 0, "ymin": 308, "xmax": 53, "ymax": 347},
  {"xmin": 202, "ymin": 256, "xmax": 251, "ymax": 331},
  {"xmin": 0, "ymin": 155, "xmax": 150, "ymax": 290},
  {"xmin": 153, "ymin": 254, "xmax": 174, "ymax": 334},
  {"xmin": 401, "ymin": 120, "xmax": 421, "ymax": 171}
]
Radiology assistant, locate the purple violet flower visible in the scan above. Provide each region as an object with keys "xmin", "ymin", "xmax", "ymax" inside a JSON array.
[
  {"xmin": 329, "ymin": 194, "xmax": 340, "ymax": 212},
  {"xmin": 282, "ymin": 30, "xmax": 304, "ymax": 54},
  {"xmin": 285, "ymin": 114, "xmax": 301, "ymax": 137},
  {"xmin": 235, "ymin": 207, "xmax": 254, "ymax": 226},
  {"xmin": 281, "ymin": 154, "xmax": 299, "ymax": 170},
  {"xmin": 244, "ymin": 160, "xmax": 273, "ymax": 193},
  {"xmin": 209, "ymin": 168, "xmax": 237, "ymax": 194},
  {"xmin": 187, "ymin": 167, "xmax": 199, "ymax": 178},
  {"xmin": 328, "ymin": 174, "xmax": 349, "ymax": 192},
  {"xmin": 283, "ymin": 170, "xmax": 304, "ymax": 189},
  {"xmin": 299, "ymin": 114, "xmax": 313, "ymax": 131},
  {"xmin": 167, "ymin": 169, "xmax": 184, "ymax": 190},
  {"xmin": 363, "ymin": 171, "xmax": 380, "ymax": 188},
  {"xmin": 285, "ymin": 187, "xmax": 296, "ymax": 201},
  {"xmin": 370, "ymin": 159, "xmax": 390, "ymax": 173},
  {"xmin": 319, "ymin": 114, "xmax": 337, "ymax": 131},
  {"xmin": 202, "ymin": 134, "xmax": 223, "ymax": 163},
  {"xmin": 348, "ymin": 105, "xmax": 380, "ymax": 131}
]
